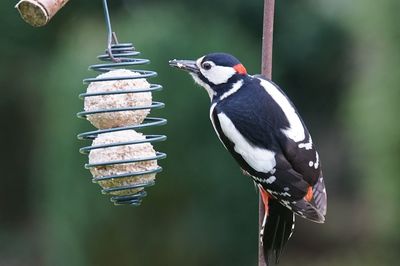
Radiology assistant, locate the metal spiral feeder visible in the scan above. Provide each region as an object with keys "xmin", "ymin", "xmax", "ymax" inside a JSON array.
[{"xmin": 77, "ymin": 0, "xmax": 167, "ymax": 205}]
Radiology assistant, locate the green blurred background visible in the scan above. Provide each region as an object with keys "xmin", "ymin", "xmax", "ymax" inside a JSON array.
[{"xmin": 1, "ymin": 0, "xmax": 399, "ymax": 265}]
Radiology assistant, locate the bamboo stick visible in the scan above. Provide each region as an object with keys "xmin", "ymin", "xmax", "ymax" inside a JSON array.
[{"xmin": 15, "ymin": 0, "xmax": 69, "ymax": 27}]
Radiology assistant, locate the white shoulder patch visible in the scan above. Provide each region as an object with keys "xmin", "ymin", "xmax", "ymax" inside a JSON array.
[
  {"xmin": 217, "ymin": 112, "xmax": 276, "ymax": 173},
  {"xmin": 258, "ymin": 78, "xmax": 305, "ymax": 142}
]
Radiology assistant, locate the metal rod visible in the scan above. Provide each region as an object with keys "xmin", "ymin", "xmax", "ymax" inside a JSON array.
[
  {"xmin": 261, "ymin": 0, "xmax": 275, "ymax": 78},
  {"xmin": 102, "ymin": 0, "xmax": 113, "ymax": 46},
  {"xmin": 259, "ymin": 0, "xmax": 275, "ymax": 265}
]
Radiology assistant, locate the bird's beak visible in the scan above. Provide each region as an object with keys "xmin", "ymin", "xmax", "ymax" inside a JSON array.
[{"xmin": 169, "ymin": 59, "xmax": 200, "ymax": 74}]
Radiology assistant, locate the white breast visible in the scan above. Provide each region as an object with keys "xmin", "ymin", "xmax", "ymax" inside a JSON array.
[
  {"xmin": 210, "ymin": 103, "xmax": 222, "ymax": 139},
  {"xmin": 217, "ymin": 112, "xmax": 276, "ymax": 173}
]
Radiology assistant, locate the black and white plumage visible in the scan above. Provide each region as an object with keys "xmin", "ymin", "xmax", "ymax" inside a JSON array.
[{"xmin": 169, "ymin": 53, "xmax": 327, "ymax": 264}]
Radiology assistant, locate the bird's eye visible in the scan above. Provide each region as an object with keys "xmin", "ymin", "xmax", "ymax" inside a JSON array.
[{"xmin": 202, "ymin": 62, "xmax": 212, "ymax": 70}]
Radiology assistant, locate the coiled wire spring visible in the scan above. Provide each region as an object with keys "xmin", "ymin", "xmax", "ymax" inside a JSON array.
[{"xmin": 77, "ymin": 0, "xmax": 166, "ymax": 205}]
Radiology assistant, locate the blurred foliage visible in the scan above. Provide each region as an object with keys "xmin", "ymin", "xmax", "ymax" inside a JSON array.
[
  {"xmin": 0, "ymin": 0, "xmax": 399, "ymax": 266},
  {"xmin": 339, "ymin": 0, "xmax": 400, "ymax": 240}
]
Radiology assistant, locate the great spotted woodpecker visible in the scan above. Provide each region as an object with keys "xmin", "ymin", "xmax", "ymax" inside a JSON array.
[{"xmin": 169, "ymin": 53, "xmax": 327, "ymax": 264}]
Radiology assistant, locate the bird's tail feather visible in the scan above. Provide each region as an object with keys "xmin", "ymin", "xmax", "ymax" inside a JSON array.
[
  {"xmin": 263, "ymin": 199, "xmax": 295, "ymax": 264},
  {"xmin": 289, "ymin": 176, "xmax": 327, "ymax": 223},
  {"xmin": 311, "ymin": 175, "xmax": 327, "ymax": 216}
]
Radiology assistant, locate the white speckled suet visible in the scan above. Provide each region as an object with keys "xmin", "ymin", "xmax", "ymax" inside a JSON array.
[
  {"xmin": 84, "ymin": 69, "xmax": 152, "ymax": 129},
  {"xmin": 89, "ymin": 130, "xmax": 158, "ymax": 196}
]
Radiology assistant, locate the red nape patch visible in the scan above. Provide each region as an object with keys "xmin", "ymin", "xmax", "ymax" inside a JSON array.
[{"xmin": 233, "ymin": 64, "xmax": 247, "ymax": 75}]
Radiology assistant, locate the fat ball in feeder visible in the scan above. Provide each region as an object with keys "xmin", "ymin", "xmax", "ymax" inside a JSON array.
[
  {"xmin": 84, "ymin": 69, "xmax": 152, "ymax": 129},
  {"xmin": 89, "ymin": 130, "xmax": 158, "ymax": 196}
]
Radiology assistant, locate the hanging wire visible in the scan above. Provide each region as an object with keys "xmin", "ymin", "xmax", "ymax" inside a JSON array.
[{"xmin": 102, "ymin": 0, "xmax": 120, "ymax": 62}]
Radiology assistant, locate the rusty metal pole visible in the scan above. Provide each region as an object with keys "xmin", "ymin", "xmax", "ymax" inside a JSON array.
[
  {"xmin": 261, "ymin": 0, "xmax": 275, "ymax": 77},
  {"xmin": 259, "ymin": 0, "xmax": 275, "ymax": 265}
]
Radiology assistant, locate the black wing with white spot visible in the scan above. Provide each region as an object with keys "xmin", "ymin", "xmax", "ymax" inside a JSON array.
[{"xmin": 254, "ymin": 75, "xmax": 327, "ymax": 221}]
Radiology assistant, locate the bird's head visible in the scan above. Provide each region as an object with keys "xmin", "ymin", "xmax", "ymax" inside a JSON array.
[{"xmin": 169, "ymin": 53, "xmax": 248, "ymax": 99}]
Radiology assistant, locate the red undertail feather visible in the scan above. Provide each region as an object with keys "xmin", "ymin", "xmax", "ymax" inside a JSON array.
[{"xmin": 258, "ymin": 185, "xmax": 294, "ymax": 265}]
